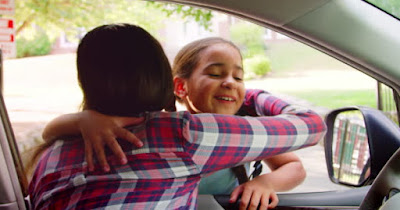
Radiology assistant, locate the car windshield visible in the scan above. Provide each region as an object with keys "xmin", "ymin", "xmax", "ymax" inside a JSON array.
[{"xmin": 365, "ymin": 0, "xmax": 400, "ymax": 20}]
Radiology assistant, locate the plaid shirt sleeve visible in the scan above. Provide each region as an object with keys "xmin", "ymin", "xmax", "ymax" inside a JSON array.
[
  {"xmin": 182, "ymin": 90, "xmax": 327, "ymax": 174},
  {"xmin": 28, "ymin": 90, "xmax": 326, "ymax": 209},
  {"xmin": 237, "ymin": 89, "xmax": 289, "ymax": 116}
]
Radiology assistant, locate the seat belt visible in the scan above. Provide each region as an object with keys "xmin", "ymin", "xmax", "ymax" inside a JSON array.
[
  {"xmin": 231, "ymin": 165, "xmax": 249, "ymax": 184},
  {"xmin": 249, "ymin": 161, "xmax": 262, "ymax": 180},
  {"xmin": 231, "ymin": 161, "xmax": 263, "ymax": 184}
]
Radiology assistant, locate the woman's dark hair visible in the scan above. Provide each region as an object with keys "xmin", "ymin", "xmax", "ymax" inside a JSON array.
[
  {"xmin": 25, "ymin": 23, "xmax": 175, "ymax": 177},
  {"xmin": 78, "ymin": 23, "xmax": 175, "ymax": 116}
]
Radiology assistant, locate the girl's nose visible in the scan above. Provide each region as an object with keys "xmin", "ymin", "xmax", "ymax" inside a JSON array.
[{"xmin": 221, "ymin": 77, "xmax": 237, "ymax": 89}]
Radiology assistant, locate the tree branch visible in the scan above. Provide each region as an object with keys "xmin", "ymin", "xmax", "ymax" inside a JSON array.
[{"xmin": 16, "ymin": 14, "xmax": 35, "ymax": 35}]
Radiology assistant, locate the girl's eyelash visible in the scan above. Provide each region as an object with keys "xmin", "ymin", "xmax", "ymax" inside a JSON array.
[{"xmin": 207, "ymin": 73, "xmax": 242, "ymax": 81}]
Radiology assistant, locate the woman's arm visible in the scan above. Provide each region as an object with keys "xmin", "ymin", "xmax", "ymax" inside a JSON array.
[
  {"xmin": 42, "ymin": 110, "xmax": 144, "ymax": 171},
  {"xmin": 184, "ymin": 94, "xmax": 326, "ymax": 173}
]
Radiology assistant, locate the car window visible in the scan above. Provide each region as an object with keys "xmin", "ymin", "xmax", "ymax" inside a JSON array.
[
  {"xmin": 3, "ymin": 2, "xmax": 400, "ymax": 195},
  {"xmin": 377, "ymin": 82, "xmax": 400, "ymax": 125}
]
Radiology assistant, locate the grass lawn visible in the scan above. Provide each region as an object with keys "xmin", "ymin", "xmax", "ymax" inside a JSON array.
[
  {"xmin": 282, "ymin": 89, "xmax": 377, "ymax": 109},
  {"xmin": 262, "ymin": 40, "xmax": 377, "ymax": 109},
  {"xmin": 266, "ymin": 41, "xmax": 352, "ymax": 75}
]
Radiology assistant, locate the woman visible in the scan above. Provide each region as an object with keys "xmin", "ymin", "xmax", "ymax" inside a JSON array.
[{"xmin": 33, "ymin": 25, "xmax": 326, "ymax": 209}]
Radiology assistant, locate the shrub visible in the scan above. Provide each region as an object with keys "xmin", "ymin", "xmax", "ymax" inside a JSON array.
[
  {"xmin": 16, "ymin": 30, "xmax": 52, "ymax": 58},
  {"xmin": 244, "ymin": 54, "xmax": 271, "ymax": 79}
]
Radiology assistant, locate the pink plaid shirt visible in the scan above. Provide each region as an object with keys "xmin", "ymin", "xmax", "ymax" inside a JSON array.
[{"xmin": 29, "ymin": 90, "xmax": 326, "ymax": 209}]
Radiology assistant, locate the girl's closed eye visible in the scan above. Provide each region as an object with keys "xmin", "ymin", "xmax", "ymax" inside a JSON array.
[
  {"xmin": 205, "ymin": 67, "xmax": 222, "ymax": 77},
  {"xmin": 234, "ymin": 77, "xmax": 243, "ymax": 81}
]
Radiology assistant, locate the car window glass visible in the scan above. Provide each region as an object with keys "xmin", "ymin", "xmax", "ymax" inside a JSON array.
[{"xmin": 377, "ymin": 82, "xmax": 400, "ymax": 125}]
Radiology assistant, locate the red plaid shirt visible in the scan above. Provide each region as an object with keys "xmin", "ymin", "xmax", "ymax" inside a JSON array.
[{"xmin": 29, "ymin": 90, "xmax": 326, "ymax": 209}]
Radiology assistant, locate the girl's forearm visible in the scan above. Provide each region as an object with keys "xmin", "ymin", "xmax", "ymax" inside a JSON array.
[
  {"xmin": 261, "ymin": 160, "xmax": 306, "ymax": 191},
  {"xmin": 42, "ymin": 113, "xmax": 82, "ymax": 141}
]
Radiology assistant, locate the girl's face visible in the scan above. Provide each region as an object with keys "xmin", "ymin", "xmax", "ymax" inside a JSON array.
[{"xmin": 176, "ymin": 43, "xmax": 245, "ymax": 115}]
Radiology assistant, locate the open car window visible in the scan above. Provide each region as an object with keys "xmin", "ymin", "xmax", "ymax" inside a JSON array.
[{"xmin": 5, "ymin": 4, "xmax": 398, "ymax": 195}]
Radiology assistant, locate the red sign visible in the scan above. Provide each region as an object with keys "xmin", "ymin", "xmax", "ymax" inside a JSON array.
[
  {"xmin": 0, "ymin": 0, "xmax": 14, "ymax": 15},
  {"xmin": 0, "ymin": 18, "xmax": 15, "ymax": 58}
]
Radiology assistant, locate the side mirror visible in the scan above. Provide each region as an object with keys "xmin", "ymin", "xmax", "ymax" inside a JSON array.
[{"xmin": 324, "ymin": 106, "xmax": 400, "ymax": 187}]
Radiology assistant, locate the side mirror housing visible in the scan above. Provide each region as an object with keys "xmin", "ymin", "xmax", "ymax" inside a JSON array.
[{"xmin": 324, "ymin": 106, "xmax": 400, "ymax": 187}]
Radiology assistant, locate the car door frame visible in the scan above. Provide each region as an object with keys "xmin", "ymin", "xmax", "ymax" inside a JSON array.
[{"xmin": 0, "ymin": 92, "xmax": 29, "ymax": 210}]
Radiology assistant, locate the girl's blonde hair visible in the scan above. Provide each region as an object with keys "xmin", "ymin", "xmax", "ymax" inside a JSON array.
[{"xmin": 172, "ymin": 37, "xmax": 242, "ymax": 79}]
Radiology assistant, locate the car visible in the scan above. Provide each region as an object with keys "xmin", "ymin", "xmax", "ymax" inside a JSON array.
[{"xmin": 1, "ymin": 0, "xmax": 400, "ymax": 209}]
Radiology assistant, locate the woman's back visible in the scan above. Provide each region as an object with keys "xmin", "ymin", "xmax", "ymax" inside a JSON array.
[{"xmin": 30, "ymin": 96, "xmax": 326, "ymax": 209}]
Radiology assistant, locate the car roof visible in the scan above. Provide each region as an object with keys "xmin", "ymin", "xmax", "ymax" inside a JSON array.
[{"xmin": 156, "ymin": 0, "xmax": 400, "ymax": 91}]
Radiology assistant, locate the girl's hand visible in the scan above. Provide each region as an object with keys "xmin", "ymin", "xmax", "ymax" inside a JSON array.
[
  {"xmin": 229, "ymin": 175, "xmax": 279, "ymax": 210},
  {"xmin": 79, "ymin": 110, "xmax": 144, "ymax": 172}
]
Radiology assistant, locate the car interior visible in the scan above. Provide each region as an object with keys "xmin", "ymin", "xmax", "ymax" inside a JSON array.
[{"xmin": 1, "ymin": 0, "xmax": 400, "ymax": 209}]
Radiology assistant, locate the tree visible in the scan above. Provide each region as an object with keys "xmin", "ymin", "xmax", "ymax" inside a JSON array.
[
  {"xmin": 230, "ymin": 22, "xmax": 266, "ymax": 58},
  {"xmin": 150, "ymin": 2, "xmax": 213, "ymax": 31},
  {"xmin": 11, "ymin": 0, "xmax": 212, "ymax": 38}
]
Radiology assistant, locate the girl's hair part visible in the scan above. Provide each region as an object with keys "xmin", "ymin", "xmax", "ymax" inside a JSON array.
[{"xmin": 172, "ymin": 37, "xmax": 242, "ymax": 79}]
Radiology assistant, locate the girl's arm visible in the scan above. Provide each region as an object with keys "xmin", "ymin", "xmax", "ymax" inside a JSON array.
[
  {"xmin": 233, "ymin": 89, "xmax": 307, "ymax": 208},
  {"xmin": 229, "ymin": 153, "xmax": 305, "ymax": 209},
  {"xmin": 237, "ymin": 89, "xmax": 290, "ymax": 117},
  {"xmin": 42, "ymin": 113, "xmax": 82, "ymax": 141},
  {"xmin": 42, "ymin": 110, "xmax": 144, "ymax": 171}
]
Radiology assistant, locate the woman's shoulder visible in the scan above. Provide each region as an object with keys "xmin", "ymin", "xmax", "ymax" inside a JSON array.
[
  {"xmin": 147, "ymin": 110, "xmax": 190, "ymax": 118},
  {"xmin": 146, "ymin": 110, "xmax": 214, "ymax": 122},
  {"xmin": 31, "ymin": 138, "xmax": 86, "ymax": 182}
]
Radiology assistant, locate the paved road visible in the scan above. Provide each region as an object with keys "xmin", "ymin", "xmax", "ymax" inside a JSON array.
[
  {"xmin": 4, "ymin": 53, "xmax": 364, "ymax": 193},
  {"xmin": 289, "ymin": 145, "xmax": 349, "ymax": 192}
]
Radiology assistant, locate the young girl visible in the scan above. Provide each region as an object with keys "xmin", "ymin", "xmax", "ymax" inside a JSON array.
[
  {"xmin": 173, "ymin": 37, "xmax": 307, "ymax": 209},
  {"xmin": 34, "ymin": 25, "xmax": 326, "ymax": 209}
]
